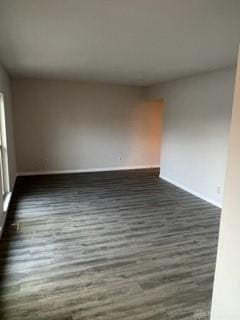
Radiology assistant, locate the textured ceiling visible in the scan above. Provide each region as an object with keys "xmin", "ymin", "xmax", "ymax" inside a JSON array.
[{"xmin": 0, "ymin": 0, "xmax": 239, "ymax": 85}]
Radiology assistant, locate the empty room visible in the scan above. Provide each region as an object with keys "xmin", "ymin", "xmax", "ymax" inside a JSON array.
[{"xmin": 0, "ymin": 1, "xmax": 240, "ymax": 319}]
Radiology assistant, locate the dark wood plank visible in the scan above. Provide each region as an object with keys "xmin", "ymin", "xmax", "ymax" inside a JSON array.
[{"xmin": 0, "ymin": 169, "xmax": 220, "ymax": 320}]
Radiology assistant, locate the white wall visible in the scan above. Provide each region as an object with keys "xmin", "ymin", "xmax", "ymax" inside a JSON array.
[
  {"xmin": 0, "ymin": 64, "xmax": 17, "ymax": 232},
  {"xmin": 211, "ymin": 50, "xmax": 240, "ymax": 320},
  {"xmin": 149, "ymin": 67, "xmax": 236, "ymax": 207},
  {"xmin": 12, "ymin": 79, "xmax": 162, "ymax": 174}
]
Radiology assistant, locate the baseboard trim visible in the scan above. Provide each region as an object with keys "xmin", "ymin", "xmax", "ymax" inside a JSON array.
[
  {"xmin": 160, "ymin": 174, "xmax": 222, "ymax": 209},
  {"xmin": 17, "ymin": 165, "xmax": 160, "ymax": 177}
]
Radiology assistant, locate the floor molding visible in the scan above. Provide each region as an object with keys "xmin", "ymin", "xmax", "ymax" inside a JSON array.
[
  {"xmin": 160, "ymin": 174, "xmax": 222, "ymax": 209},
  {"xmin": 17, "ymin": 165, "xmax": 160, "ymax": 177}
]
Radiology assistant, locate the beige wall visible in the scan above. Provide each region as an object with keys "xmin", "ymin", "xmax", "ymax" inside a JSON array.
[
  {"xmin": 0, "ymin": 64, "xmax": 16, "ymax": 232},
  {"xmin": 149, "ymin": 67, "xmax": 235, "ymax": 207},
  {"xmin": 12, "ymin": 79, "xmax": 162, "ymax": 174},
  {"xmin": 211, "ymin": 51, "xmax": 240, "ymax": 319}
]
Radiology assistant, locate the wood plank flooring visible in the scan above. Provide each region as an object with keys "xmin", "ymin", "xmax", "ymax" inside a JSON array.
[{"xmin": 0, "ymin": 169, "xmax": 220, "ymax": 320}]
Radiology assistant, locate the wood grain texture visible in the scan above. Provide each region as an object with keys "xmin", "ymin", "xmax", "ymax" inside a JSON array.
[{"xmin": 0, "ymin": 169, "xmax": 220, "ymax": 320}]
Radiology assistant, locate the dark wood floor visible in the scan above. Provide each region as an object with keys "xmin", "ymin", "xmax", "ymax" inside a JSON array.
[{"xmin": 0, "ymin": 169, "xmax": 220, "ymax": 320}]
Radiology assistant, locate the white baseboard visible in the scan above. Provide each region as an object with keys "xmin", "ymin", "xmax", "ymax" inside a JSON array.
[
  {"xmin": 160, "ymin": 174, "xmax": 222, "ymax": 208},
  {"xmin": 17, "ymin": 165, "xmax": 160, "ymax": 177}
]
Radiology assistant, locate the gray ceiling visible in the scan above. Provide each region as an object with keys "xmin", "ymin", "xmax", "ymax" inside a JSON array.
[{"xmin": 0, "ymin": 0, "xmax": 239, "ymax": 85}]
